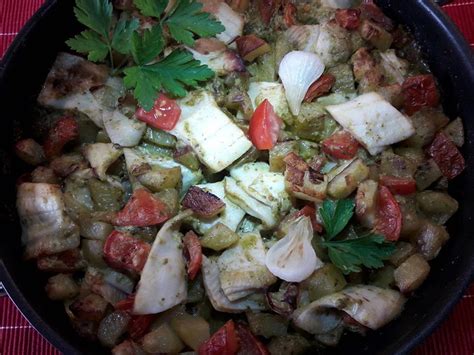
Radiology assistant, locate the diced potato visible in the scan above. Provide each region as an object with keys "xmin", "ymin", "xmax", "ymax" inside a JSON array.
[
  {"xmin": 443, "ymin": 117, "xmax": 464, "ymax": 147},
  {"xmin": 98, "ymin": 311, "xmax": 131, "ymax": 348},
  {"xmin": 136, "ymin": 166, "xmax": 182, "ymax": 192},
  {"xmin": 389, "ymin": 242, "xmax": 416, "ymax": 267},
  {"xmin": 270, "ymin": 142, "xmax": 298, "ymax": 173},
  {"xmin": 416, "ymin": 191, "xmax": 459, "ymax": 224},
  {"xmin": 401, "ymin": 109, "xmax": 437, "ymax": 147},
  {"xmin": 380, "ymin": 151, "xmax": 417, "ymax": 178},
  {"xmin": 82, "ymin": 239, "xmax": 107, "ymax": 268},
  {"xmin": 79, "ymin": 219, "xmax": 114, "ymax": 240},
  {"xmin": 292, "ymin": 102, "xmax": 332, "ymax": 142},
  {"xmin": 412, "ymin": 221, "xmax": 449, "ymax": 260},
  {"xmin": 200, "ymin": 223, "xmax": 239, "ymax": 251},
  {"xmin": 248, "ymin": 82, "xmax": 292, "ymax": 123},
  {"xmin": 394, "ymin": 147, "xmax": 425, "ymax": 168},
  {"xmin": 327, "ymin": 159, "xmax": 369, "ymax": 199},
  {"xmin": 45, "ymin": 274, "xmax": 79, "ymax": 300},
  {"xmin": 151, "ymin": 305, "xmax": 187, "ymax": 330},
  {"xmin": 369, "ymin": 265, "xmax": 395, "ymax": 289},
  {"xmin": 88, "ymin": 178, "xmax": 123, "ymax": 211},
  {"xmin": 187, "ymin": 275, "xmax": 205, "ymax": 303},
  {"xmin": 360, "ymin": 20, "xmax": 393, "ymax": 50},
  {"xmin": 355, "ymin": 179, "xmax": 378, "ymax": 229},
  {"xmin": 394, "ymin": 254, "xmax": 430, "ymax": 293},
  {"xmin": 174, "ymin": 150, "xmax": 200, "ymax": 171},
  {"xmin": 170, "ymin": 314, "xmax": 210, "ymax": 350},
  {"xmin": 69, "ymin": 293, "xmax": 109, "ymax": 321},
  {"xmin": 142, "ymin": 324, "xmax": 185, "ymax": 354},
  {"xmin": 268, "ymin": 334, "xmax": 311, "ymax": 355},
  {"xmin": 246, "ymin": 312, "xmax": 288, "ymax": 338},
  {"xmin": 301, "ymin": 264, "xmax": 347, "ymax": 301},
  {"xmin": 155, "ymin": 189, "xmax": 180, "ymax": 216},
  {"xmin": 396, "ymin": 196, "xmax": 424, "ymax": 238},
  {"xmin": 415, "ymin": 159, "xmax": 442, "ymax": 191},
  {"xmin": 327, "ymin": 63, "xmax": 355, "ymax": 93}
]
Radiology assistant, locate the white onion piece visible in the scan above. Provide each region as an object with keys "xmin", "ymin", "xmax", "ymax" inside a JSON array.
[
  {"xmin": 278, "ymin": 51, "xmax": 325, "ymax": 116},
  {"xmin": 265, "ymin": 216, "xmax": 323, "ymax": 282},
  {"xmin": 103, "ymin": 110, "xmax": 146, "ymax": 147}
]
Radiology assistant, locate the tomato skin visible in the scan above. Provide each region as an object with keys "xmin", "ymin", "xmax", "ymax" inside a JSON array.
[
  {"xmin": 374, "ymin": 186, "xmax": 402, "ymax": 241},
  {"xmin": 114, "ymin": 295, "xmax": 155, "ymax": 341},
  {"xmin": 427, "ymin": 132, "xmax": 465, "ymax": 180},
  {"xmin": 304, "ymin": 74, "xmax": 336, "ymax": 102},
  {"xmin": 322, "ymin": 131, "xmax": 359, "ymax": 160},
  {"xmin": 249, "ymin": 99, "xmax": 283, "ymax": 150},
  {"xmin": 183, "ymin": 230, "xmax": 203, "ymax": 280},
  {"xmin": 258, "ymin": 0, "xmax": 278, "ymax": 25},
  {"xmin": 379, "ymin": 175, "xmax": 417, "ymax": 195},
  {"xmin": 113, "ymin": 188, "xmax": 169, "ymax": 227},
  {"xmin": 103, "ymin": 231, "xmax": 151, "ymax": 273},
  {"xmin": 136, "ymin": 94, "xmax": 181, "ymax": 131},
  {"xmin": 283, "ymin": 1, "xmax": 297, "ymax": 27},
  {"xmin": 235, "ymin": 323, "xmax": 269, "ymax": 355},
  {"xmin": 335, "ymin": 9, "xmax": 361, "ymax": 30},
  {"xmin": 294, "ymin": 205, "xmax": 323, "ymax": 233},
  {"xmin": 199, "ymin": 320, "xmax": 239, "ymax": 355},
  {"xmin": 43, "ymin": 116, "xmax": 79, "ymax": 159},
  {"xmin": 402, "ymin": 75, "xmax": 439, "ymax": 116}
]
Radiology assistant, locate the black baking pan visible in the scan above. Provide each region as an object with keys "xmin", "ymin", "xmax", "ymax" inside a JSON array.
[{"xmin": 1, "ymin": 0, "xmax": 473, "ymax": 354}]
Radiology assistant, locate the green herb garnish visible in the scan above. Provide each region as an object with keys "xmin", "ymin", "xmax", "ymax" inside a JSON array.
[
  {"xmin": 318, "ymin": 199, "xmax": 396, "ymax": 274},
  {"xmin": 66, "ymin": 0, "xmax": 225, "ymax": 110}
]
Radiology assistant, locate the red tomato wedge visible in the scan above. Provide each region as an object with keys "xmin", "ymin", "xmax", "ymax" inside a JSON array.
[
  {"xmin": 199, "ymin": 320, "xmax": 240, "ymax": 355},
  {"xmin": 294, "ymin": 205, "xmax": 323, "ymax": 233},
  {"xmin": 379, "ymin": 175, "xmax": 417, "ymax": 195},
  {"xmin": 114, "ymin": 294, "xmax": 155, "ymax": 340},
  {"xmin": 112, "ymin": 188, "xmax": 169, "ymax": 227},
  {"xmin": 322, "ymin": 131, "xmax": 359, "ymax": 160},
  {"xmin": 235, "ymin": 323, "xmax": 269, "ymax": 355},
  {"xmin": 183, "ymin": 230, "xmax": 203, "ymax": 281},
  {"xmin": 103, "ymin": 231, "xmax": 151, "ymax": 273},
  {"xmin": 402, "ymin": 75, "xmax": 439, "ymax": 116},
  {"xmin": 426, "ymin": 132, "xmax": 465, "ymax": 180},
  {"xmin": 136, "ymin": 94, "xmax": 181, "ymax": 131},
  {"xmin": 43, "ymin": 116, "xmax": 79, "ymax": 159},
  {"xmin": 258, "ymin": 0, "xmax": 278, "ymax": 25},
  {"xmin": 374, "ymin": 186, "xmax": 402, "ymax": 241},
  {"xmin": 249, "ymin": 99, "xmax": 282, "ymax": 150}
]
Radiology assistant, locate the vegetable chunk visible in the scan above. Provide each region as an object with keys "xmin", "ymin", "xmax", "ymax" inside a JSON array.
[{"xmin": 326, "ymin": 93, "xmax": 415, "ymax": 155}]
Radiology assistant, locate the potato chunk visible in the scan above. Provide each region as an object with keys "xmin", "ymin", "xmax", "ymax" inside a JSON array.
[{"xmin": 394, "ymin": 254, "xmax": 430, "ymax": 293}]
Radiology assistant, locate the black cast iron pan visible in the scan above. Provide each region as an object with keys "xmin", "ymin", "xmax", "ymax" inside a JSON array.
[{"xmin": 0, "ymin": 0, "xmax": 473, "ymax": 354}]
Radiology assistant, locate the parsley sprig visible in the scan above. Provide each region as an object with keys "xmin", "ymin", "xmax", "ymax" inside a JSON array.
[
  {"xmin": 66, "ymin": 0, "xmax": 225, "ymax": 110},
  {"xmin": 318, "ymin": 199, "xmax": 396, "ymax": 274}
]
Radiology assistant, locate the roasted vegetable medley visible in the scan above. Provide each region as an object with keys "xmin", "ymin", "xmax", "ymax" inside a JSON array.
[{"xmin": 14, "ymin": 0, "xmax": 465, "ymax": 353}]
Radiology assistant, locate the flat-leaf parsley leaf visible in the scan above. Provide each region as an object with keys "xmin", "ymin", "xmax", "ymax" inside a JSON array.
[{"xmin": 318, "ymin": 199, "xmax": 396, "ymax": 274}]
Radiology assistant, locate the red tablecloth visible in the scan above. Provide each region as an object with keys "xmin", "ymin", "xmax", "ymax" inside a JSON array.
[{"xmin": 1, "ymin": 1, "xmax": 473, "ymax": 354}]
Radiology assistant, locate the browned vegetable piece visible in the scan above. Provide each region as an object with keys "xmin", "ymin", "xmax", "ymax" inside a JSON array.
[
  {"xmin": 246, "ymin": 312, "xmax": 288, "ymax": 338},
  {"xmin": 304, "ymin": 74, "xmax": 336, "ymax": 102},
  {"xmin": 37, "ymin": 249, "xmax": 87, "ymax": 273},
  {"xmin": 412, "ymin": 221, "xmax": 449, "ymax": 260},
  {"xmin": 355, "ymin": 179, "xmax": 378, "ymax": 229},
  {"xmin": 389, "ymin": 241, "xmax": 416, "ymax": 267},
  {"xmin": 380, "ymin": 151, "xmax": 417, "ymax": 178},
  {"xmin": 443, "ymin": 117, "xmax": 464, "ymax": 147},
  {"xmin": 181, "ymin": 186, "xmax": 225, "ymax": 218},
  {"xmin": 155, "ymin": 188, "xmax": 180, "ymax": 215},
  {"xmin": 49, "ymin": 153, "xmax": 87, "ymax": 177},
  {"xmin": 396, "ymin": 196, "xmax": 423, "ymax": 238},
  {"xmin": 377, "ymin": 83, "xmax": 403, "ymax": 108},
  {"xmin": 136, "ymin": 166, "xmax": 182, "ymax": 192},
  {"xmin": 416, "ymin": 191, "xmax": 459, "ymax": 224},
  {"xmin": 112, "ymin": 340, "xmax": 145, "ymax": 355},
  {"xmin": 269, "ymin": 141, "xmax": 298, "ymax": 173},
  {"xmin": 45, "ymin": 274, "xmax": 79, "ymax": 300},
  {"xmin": 15, "ymin": 138, "xmax": 45, "ymax": 166},
  {"xmin": 82, "ymin": 239, "xmax": 107, "ymax": 268},
  {"xmin": 359, "ymin": 20, "xmax": 393, "ymax": 50},
  {"xmin": 327, "ymin": 159, "xmax": 369, "ymax": 199},
  {"xmin": 268, "ymin": 334, "xmax": 311, "ymax": 355},
  {"xmin": 142, "ymin": 324, "xmax": 185, "ymax": 354},
  {"xmin": 401, "ymin": 109, "xmax": 438, "ymax": 148},
  {"xmin": 301, "ymin": 264, "xmax": 347, "ymax": 301},
  {"xmin": 414, "ymin": 159, "xmax": 442, "ymax": 191},
  {"xmin": 31, "ymin": 166, "xmax": 59, "ymax": 184},
  {"xmin": 228, "ymin": 0, "xmax": 250, "ymax": 12},
  {"xmin": 370, "ymin": 265, "xmax": 395, "ymax": 289},
  {"xmin": 97, "ymin": 311, "xmax": 131, "ymax": 348},
  {"xmin": 174, "ymin": 146, "xmax": 200, "ymax": 171},
  {"xmin": 170, "ymin": 314, "xmax": 210, "ymax": 350},
  {"xmin": 236, "ymin": 35, "xmax": 271, "ymax": 62},
  {"xmin": 201, "ymin": 222, "xmax": 239, "ymax": 251},
  {"xmin": 394, "ymin": 253, "xmax": 430, "ymax": 293},
  {"xmin": 351, "ymin": 48, "xmax": 383, "ymax": 92},
  {"xmin": 79, "ymin": 219, "xmax": 114, "ymax": 240},
  {"xmin": 70, "ymin": 293, "xmax": 109, "ymax": 322}
]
